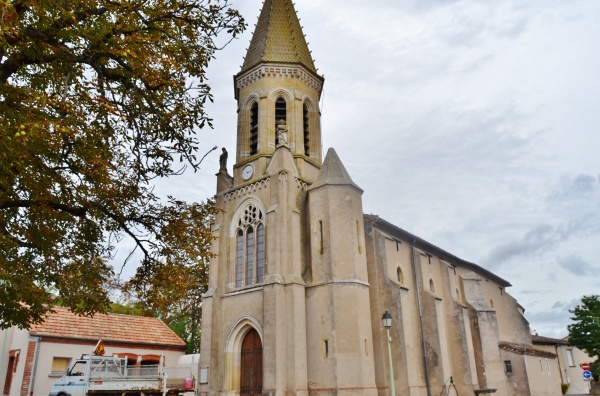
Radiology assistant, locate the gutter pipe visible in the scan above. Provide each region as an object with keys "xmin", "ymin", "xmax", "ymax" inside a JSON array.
[{"xmin": 555, "ymin": 344, "xmax": 564, "ymax": 384}]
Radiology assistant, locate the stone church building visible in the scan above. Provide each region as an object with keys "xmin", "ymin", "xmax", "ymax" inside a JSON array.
[{"xmin": 198, "ymin": 1, "xmax": 563, "ymax": 395}]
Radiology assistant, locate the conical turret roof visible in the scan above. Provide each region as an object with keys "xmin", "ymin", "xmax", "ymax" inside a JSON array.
[
  {"xmin": 240, "ymin": 0, "xmax": 317, "ymax": 74},
  {"xmin": 310, "ymin": 148, "xmax": 363, "ymax": 192}
]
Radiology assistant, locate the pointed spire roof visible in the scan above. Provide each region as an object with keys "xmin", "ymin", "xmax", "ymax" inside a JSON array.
[
  {"xmin": 310, "ymin": 148, "xmax": 363, "ymax": 192},
  {"xmin": 240, "ymin": 0, "xmax": 317, "ymax": 74}
]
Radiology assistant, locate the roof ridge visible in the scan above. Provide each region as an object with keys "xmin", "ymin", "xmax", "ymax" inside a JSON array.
[{"xmin": 363, "ymin": 215, "xmax": 512, "ymax": 287}]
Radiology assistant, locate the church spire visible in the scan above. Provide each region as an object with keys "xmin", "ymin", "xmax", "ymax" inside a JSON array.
[{"xmin": 240, "ymin": 0, "xmax": 317, "ymax": 74}]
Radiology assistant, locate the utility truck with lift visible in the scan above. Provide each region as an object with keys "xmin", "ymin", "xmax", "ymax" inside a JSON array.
[{"xmin": 49, "ymin": 354, "xmax": 197, "ymax": 396}]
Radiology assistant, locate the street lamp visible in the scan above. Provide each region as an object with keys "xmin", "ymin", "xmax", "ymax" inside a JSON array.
[{"xmin": 382, "ymin": 311, "xmax": 395, "ymax": 396}]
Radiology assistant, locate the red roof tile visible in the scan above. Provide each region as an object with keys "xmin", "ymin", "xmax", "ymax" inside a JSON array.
[
  {"xmin": 499, "ymin": 340, "xmax": 557, "ymax": 359},
  {"xmin": 531, "ymin": 334, "xmax": 570, "ymax": 346},
  {"xmin": 29, "ymin": 307, "xmax": 186, "ymax": 347}
]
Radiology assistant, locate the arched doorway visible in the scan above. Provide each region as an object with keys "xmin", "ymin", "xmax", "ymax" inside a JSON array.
[{"xmin": 240, "ymin": 328, "xmax": 262, "ymax": 396}]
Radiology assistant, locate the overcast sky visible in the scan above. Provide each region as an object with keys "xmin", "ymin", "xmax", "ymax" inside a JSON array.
[{"xmin": 149, "ymin": 0, "xmax": 600, "ymax": 338}]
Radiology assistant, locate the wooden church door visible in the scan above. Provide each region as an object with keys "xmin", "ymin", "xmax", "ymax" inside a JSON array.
[{"xmin": 240, "ymin": 329, "xmax": 263, "ymax": 396}]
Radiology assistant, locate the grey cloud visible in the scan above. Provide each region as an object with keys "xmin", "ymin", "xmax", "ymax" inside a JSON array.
[
  {"xmin": 401, "ymin": 103, "xmax": 533, "ymax": 175},
  {"xmin": 573, "ymin": 174, "xmax": 598, "ymax": 193},
  {"xmin": 548, "ymin": 173, "xmax": 600, "ymax": 202},
  {"xmin": 439, "ymin": 13, "xmax": 530, "ymax": 48},
  {"xmin": 557, "ymin": 254, "xmax": 600, "ymax": 277},
  {"xmin": 483, "ymin": 223, "xmax": 564, "ymax": 269},
  {"xmin": 551, "ymin": 299, "xmax": 578, "ymax": 310},
  {"xmin": 519, "ymin": 289, "xmax": 551, "ymax": 295},
  {"xmin": 525, "ymin": 297, "xmax": 581, "ymax": 337}
]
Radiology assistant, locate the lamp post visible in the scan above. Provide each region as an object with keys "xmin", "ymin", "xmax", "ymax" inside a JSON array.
[{"xmin": 382, "ymin": 311, "xmax": 395, "ymax": 396}]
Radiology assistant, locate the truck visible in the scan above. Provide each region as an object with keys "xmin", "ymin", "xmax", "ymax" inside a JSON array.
[{"xmin": 49, "ymin": 354, "xmax": 197, "ymax": 396}]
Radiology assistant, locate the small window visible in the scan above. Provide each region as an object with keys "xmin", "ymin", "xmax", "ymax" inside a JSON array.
[
  {"xmin": 566, "ymin": 349, "xmax": 575, "ymax": 367},
  {"xmin": 456, "ymin": 288, "xmax": 461, "ymax": 302},
  {"xmin": 504, "ymin": 360, "xmax": 513, "ymax": 374},
  {"xmin": 322, "ymin": 339, "xmax": 329, "ymax": 358},
  {"xmin": 303, "ymin": 103, "xmax": 310, "ymax": 155},
  {"xmin": 249, "ymin": 102, "xmax": 259, "ymax": 155},
  {"xmin": 51, "ymin": 357, "xmax": 70, "ymax": 377},
  {"xmin": 397, "ymin": 267, "xmax": 404, "ymax": 284},
  {"xmin": 319, "ymin": 220, "xmax": 324, "ymax": 254},
  {"xmin": 546, "ymin": 359, "xmax": 550, "ymax": 373},
  {"xmin": 539, "ymin": 359, "xmax": 543, "ymax": 372},
  {"xmin": 356, "ymin": 221, "xmax": 362, "ymax": 254},
  {"xmin": 490, "ymin": 299, "xmax": 494, "ymax": 308},
  {"xmin": 69, "ymin": 361, "xmax": 87, "ymax": 377},
  {"xmin": 275, "ymin": 97, "xmax": 286, "ymax": 145},
  {"xmin": 429, "ymin": 279, "xmax": 435, "ymax": 293}
]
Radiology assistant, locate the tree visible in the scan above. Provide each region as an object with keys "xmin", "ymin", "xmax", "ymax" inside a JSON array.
[
  {"xmin": 0, "ymin": 0, "xmax": 245, "ymax": 329},
  {"xmin": 123, "ymin": 251, "xmax": 211, "ymax": 354},
  {"xmin": 568, "ymin": 295, "xmax": 600, "ymax": 359}
]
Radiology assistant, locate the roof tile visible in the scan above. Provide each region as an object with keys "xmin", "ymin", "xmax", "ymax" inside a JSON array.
[{"xmin": 241, "ymin": 0, "xmax": 316, "ymax": 74}]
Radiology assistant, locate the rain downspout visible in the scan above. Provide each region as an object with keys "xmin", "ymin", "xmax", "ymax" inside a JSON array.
[
  {"xmin": 555, "ymin": 344, "xmax": 564, "ymax": 384},
  {"xmin": 410, "ymin": 239, "xmax": 432, "ymax": 396}
]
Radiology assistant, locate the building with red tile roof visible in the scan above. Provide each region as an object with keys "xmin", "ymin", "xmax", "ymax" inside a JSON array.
[
  {"xmin": 532, "ymin": 334, "xmax": 597, "ymax": 394},
  {"xmin": 1, "ymin": 307, "xmax": 187, "ymax": 396}
]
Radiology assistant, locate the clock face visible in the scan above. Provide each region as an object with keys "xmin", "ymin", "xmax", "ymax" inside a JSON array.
[{"xmin": 242, "ymin": 165, "xmax": 254, "ymax": 180}]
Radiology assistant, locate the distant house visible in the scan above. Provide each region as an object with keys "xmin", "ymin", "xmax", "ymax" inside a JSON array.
[
  {"xmin": 533, "ymin": 334, "xmax": 597, "ymax": 395},
  {"xmin": 0, "ymin": 306, "xmax": 187, "ymax": 396}
]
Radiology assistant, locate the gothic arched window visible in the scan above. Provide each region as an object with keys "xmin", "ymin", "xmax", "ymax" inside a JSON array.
[
  {"xmin": 235, "ymin": 204, "xmax": 266, "ymax": 287},
  {"xmin": 275, "ymin": 97, "xmax": 286, "ymax": 145},
  {"xmin": 249, "ymin": 102, "xmax": 259, "ymax": 155},
  {"xmin": 303, "ymin": 103, "xmax": 310, "ymax": 155}
]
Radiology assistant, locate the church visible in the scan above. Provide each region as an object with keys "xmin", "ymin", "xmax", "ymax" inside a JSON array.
[{"xmin": 198, "ymin": 1, "xmax": 564, "ymax": 395}]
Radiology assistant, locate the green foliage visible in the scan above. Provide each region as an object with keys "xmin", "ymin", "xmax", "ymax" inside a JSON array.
[
  {"xmin": 591, "ymin": 359, "xmax": 600, "ymax": 382},
  {"xmin": 0, "ymin": 0, "xmax": 245, "ymax": 329},
  {"xmin": 122, "ymin": 200, "xmax": 214, "ymax": 353},
  {"xmin": 561, "ymin": 383, "xmax": 569, "ymax": 395},
  {"xmin": 107, "ymin": 302, "xmax": 145, "ymax": 317},
  {"xmin": 568, "ymin": 295, "xmax": 600, "ymax": 358}
]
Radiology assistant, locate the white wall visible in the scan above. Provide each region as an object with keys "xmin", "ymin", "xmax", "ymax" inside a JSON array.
[
  {"xmin": 525, "ymin": 355, "xmax": 562, "ymax": 396},
  {"xmin": 560, "ymin": 346, "xmax": 594, "ymax": 395},
  {"xmin": 1, "ymin": 330, "xmax": 186, "ymax": 396},
  {"xmin": 32, "ymin": 341, "xmax": 185, "ymax": 396}
]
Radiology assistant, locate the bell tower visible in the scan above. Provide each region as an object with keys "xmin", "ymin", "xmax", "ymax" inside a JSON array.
[
  {"xmin": 229, "ymin": 0, "xmax": 324, "ymax": 188},
  {"xmin": 201, "ymin": 1, "xmax": 325, "ymax": 395},
  {"xmin": 200, "ymin": 1, "xmax": 377, "ymax": 395}
]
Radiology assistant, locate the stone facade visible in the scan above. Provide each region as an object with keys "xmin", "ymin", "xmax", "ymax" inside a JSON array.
[{"xmin": 198, "ymin": 1, "xmax": 564, "ymax": 396}]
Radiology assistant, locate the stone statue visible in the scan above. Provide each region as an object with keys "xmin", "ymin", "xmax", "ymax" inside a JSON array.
[
  {"xmin": 219, "ymin": 147, "xmax": 228, "ymax": 171},
  {"xmin": 276, "ymin": 119, "xmax": 288, "ymax": 145}
]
